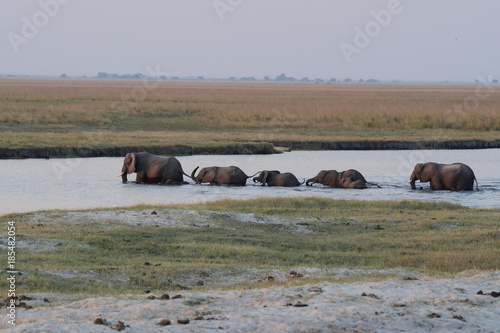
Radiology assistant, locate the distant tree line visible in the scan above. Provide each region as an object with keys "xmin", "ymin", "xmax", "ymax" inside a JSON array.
[
  {"xmin": 94, "ymin": 72, "xmax": 168, "ymax": 80},
  {"xmin": 2, "ymin": 73, "xmax": 496, "ymax": 84},
  {"xmin": 89, "ymin": 72, "xmax": 381, "ymax": 83},
  {"xmin": 74, "ymin": 72, "xmax": 493, "ymax": 84}
]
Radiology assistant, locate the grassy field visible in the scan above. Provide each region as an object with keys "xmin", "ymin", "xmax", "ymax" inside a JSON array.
[
  {"xmin": 1, "ymin": 78, "xmax": 499, "ymax": 151},
  {"xmin": 2, "ymin": 198, "xmax": 499, "ymax": 295}
]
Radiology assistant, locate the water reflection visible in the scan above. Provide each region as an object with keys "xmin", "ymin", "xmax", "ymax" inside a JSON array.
[{"xmin": 1, "ymin": 149, "xmax": 499, "ymax": 215}]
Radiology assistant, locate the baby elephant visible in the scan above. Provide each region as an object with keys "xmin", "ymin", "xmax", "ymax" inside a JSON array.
[
  {"xmin": 306, "ymin": 169, "xmax": 374, "ymax": 189},
  {"xmin": 340, "ymin": 176, "xmax": 367, "ymax": 189},
  {"xmin": 253, "ymin": 170, "xmax": 304, "ymax": 187},
  {"xmin": 191, "ymin": 166, "xmax": 257, "ymax": 186}
]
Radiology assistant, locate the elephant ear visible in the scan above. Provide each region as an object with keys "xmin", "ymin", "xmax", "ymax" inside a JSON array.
[
  {"xmin": 334, "ymin": 171, "xmax": 343, "ymax": 187},
  {"xmin": 410, "ymin": 164, "xmax": 421, "ymax": 181},
  {"xmin": 419, "ymin": 163, "xmax": 434, "ymax": 182},
  {"xmin": 263, "ymin": 170, "xmax": 270, "ymax": 184},
  {"xmin": 126, "ymin": 153, "xmax": 136, "ymax": 174},
  {"xmin": 205, "ymin": 168, "xmax": 216, "ymax": 183}
]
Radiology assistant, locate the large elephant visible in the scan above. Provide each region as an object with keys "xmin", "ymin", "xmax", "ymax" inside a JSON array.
[
  {"xmin": 410, "ymin": 162, "xmax": 478, "ymax": 191},
  {"xmin": 190, "ymin": 166, "xmax": 257, "ymax": 186},
  {"xmin": 306, "ymin": 169, "xmax": 375, "ymax": 188},
  {"xmin": 118, "ymin": 152, "xmax": 189, "ymax": 184},
  {"xmin": 253, "ymin": 170, "xmax": 303, "ymax": 187}
]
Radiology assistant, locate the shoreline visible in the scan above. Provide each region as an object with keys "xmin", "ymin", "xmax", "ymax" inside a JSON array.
[{"xmin": 1, "ymin": 139, "xmax": 499, "ymax": 159}]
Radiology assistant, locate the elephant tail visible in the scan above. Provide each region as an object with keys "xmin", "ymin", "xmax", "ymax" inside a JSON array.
[
  {"xmin": 247, "ymin": 171, "xmax": 260, "ymax": 179},
  {"xmin": 474, "ymin": 177, "xmax": 479, "ymax": 191},
  {"xmin": 183, "ymin": 171, "xmax": 195, "ymax": 181}
]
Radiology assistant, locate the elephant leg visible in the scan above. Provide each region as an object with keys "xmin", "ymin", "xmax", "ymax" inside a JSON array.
[
  {"xmin": 465, "ymin": 179, "xmax": 474, "ymax": 191},
  {"xmin": 161, "ymin": 174, "xmax": 180, "ymax": 184},
  {"xmin": 135, "ymin": 172, "xmax": 145, "ymax": 183},
  {"xmin": 164, "ymin": 179, "xmax": 188, "ymax": 185},
  {"xmin": 447, "ymin": 180, "xmax": 458, "ymax": 190},
  {"xmin": 430, "ymin": 177, "xmax": 444, "ymax": 190},
  {"xmin": 351, "ymin": 180, "xmax": 366, "ymax": 189},
  {"xmin": 160, "ymin": 178, "xmax": 172, "ymax": 185},
  {"xmin": 456, "ymin": 177, "xmax": 474, "ymax": 191}
]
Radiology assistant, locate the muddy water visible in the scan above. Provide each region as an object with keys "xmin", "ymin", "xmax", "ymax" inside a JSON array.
[{"xmin": 1, "ymin": 149, "xmax": 499, "ymax": 215}]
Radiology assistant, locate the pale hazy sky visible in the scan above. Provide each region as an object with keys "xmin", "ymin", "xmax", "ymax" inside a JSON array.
[{"xmin": 1, "ymin": 0, "xmax": 499, "ymax": 82}]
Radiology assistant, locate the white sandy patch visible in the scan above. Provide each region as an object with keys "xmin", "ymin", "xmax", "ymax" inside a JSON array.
[
  {"xmin": 6, "ymin": 271, "xmax": 499, "ymax": 333},
  {"xmin": 23, "ymin": 209, "xmax": 316, "ymax": 231},
  {"xmin": 0, "ymin": 238, "xmax": 91, "ymax": 253}
]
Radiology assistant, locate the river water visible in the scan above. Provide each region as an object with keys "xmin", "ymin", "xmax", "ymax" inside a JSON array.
[{"xmin": 1, "ymin": 149, "xmax": 499, "ymax": 215}]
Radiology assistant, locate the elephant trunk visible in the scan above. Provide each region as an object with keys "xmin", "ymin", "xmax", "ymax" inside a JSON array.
[
  {"xmin": 121, "ymin": 165, "xmax": 128, "ymax": 182},
  {"xmin": 306, "ymin": 178, "xmax": 315, "ymax": 186},
  {"xmin": 409, "ymin": 172, "xmax": 417, "ymax": 189},
  {"xmin": 253, "ymin": 176, "xmax": 259, "ymax": 183}
]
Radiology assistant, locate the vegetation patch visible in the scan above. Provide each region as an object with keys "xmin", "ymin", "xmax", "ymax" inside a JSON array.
[{"xmin": 1, "ymin": 198, "xmax": 498, "ymax": 295}]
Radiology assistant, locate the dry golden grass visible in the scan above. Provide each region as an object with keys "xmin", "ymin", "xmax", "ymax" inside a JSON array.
[{"xmin": 1, "ymin": 78, "xmax": 499, "ymax": 149}]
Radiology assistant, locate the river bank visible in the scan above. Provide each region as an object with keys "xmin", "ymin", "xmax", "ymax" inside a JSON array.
[{"xmin": 1, "ymin": 139, "xmax": 499, "ymax": 159}]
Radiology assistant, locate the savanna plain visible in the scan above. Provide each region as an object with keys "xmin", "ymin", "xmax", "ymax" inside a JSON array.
[
  {"xmin": 1, "ymin": 79, "xmax": 499, "ymax": 332},
  {"xmin": 1, "ymin": 78, "xmax": 499, "ymax": 151}
]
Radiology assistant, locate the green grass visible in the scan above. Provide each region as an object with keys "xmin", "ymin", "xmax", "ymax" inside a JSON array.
[{"xmin": 2, "ymin": 198, "xmax": 499, "ymax": 295}]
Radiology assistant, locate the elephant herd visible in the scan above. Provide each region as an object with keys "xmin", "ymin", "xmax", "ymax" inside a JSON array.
[{"xmin": 117, "ymin": 151, "xmax": 479, "ymax": 191}]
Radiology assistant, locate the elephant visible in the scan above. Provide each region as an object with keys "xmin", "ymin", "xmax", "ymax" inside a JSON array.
[
  {"xmin": 117, "ymin": 152, "xmax": 189, "ymax": 184},
  {"xmin": 253, "ymin": 170, "xmax": 304, "ymax": 187},
  {"xmin": 340, "ymin": 176, "xmax": 367, "ymax": 189},
  {"xmin": 190, "ymin": 166, "xmax": 258, "ymax": 186},
  {"xmin": 410, "ymin": 162, "xmax": 478, "ymax": 191},
  {"xmin": 306, "ymin": 169, "xmax": 376, "ymax": 188}
]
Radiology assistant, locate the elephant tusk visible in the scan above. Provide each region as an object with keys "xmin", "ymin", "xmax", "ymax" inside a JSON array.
[{"xmin": 116, "ymin": 172, "xmax": 125, "ymax": 177}]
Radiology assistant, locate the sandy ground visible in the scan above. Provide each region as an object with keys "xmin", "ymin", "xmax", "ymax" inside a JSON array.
[{"xmin": 3, "ymin": 271, "xmax": 499, "ymax": 333}]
